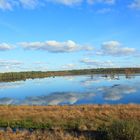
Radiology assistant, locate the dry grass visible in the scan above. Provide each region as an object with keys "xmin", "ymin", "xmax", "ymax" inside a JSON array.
[
  {"xmin": 0, "ymin": 104, "xmax": 139, "ymax": 139},
  {"xmin": 0, "ymin": 104, "xmax": 139, "ymax": 130},
  {"xmin": 0, "ymin": 129, "xmax": 89, "ymax": 140}
]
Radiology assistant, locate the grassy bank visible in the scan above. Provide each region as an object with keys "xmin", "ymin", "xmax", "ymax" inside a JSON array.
[{"xmin": 0, "ymin": 104, "xmax": 139, "ymax": 140}]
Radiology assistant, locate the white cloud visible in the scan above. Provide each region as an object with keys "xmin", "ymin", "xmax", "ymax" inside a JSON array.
[
  {"xmin": 100, "ymin": 41, "xmax": 136, "ymax": 56},
  {"xmin": 19, "ymin": 40, "xmax": 93, "ymax": 53},
  {"xmin": 80, "ymin": 58, "xmax": 115, "ymax": 68},
  {"xmin": 0, "ymin": 0, "xmax": 12, "ymax": 10},
  {"xmin": 0, "ymin": 43, "xmax": 13, "ymax": 51},
  {"xmin": 129, "ymin": 0, "xmax": 140, "ymax": 10}
]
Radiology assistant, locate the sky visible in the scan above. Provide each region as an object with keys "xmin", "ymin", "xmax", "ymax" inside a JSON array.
[{"xmin": 0, "ymin": 0, "xmax": 140, "ymax": 72}]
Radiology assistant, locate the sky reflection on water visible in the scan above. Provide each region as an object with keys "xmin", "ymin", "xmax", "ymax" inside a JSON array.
[{"xmin": 0, "ymin": 75, "xmax": 139, "ymax": 105}]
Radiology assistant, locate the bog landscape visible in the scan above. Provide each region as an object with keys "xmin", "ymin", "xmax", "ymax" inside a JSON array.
[{"xmin": 0, "ymin": 0, "xmax": 140, "ymax": 140}]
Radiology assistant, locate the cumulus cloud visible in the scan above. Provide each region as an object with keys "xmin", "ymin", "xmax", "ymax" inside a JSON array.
[
  {"xmin": 19, "ymin": 40, "xmax": 93, "ymax": 53},
  {"xmin": 0, "ymin": 43, "xmax": 13, "ymax": 51},
  {"xmin": 99, "ymin": 41, "xmax": 136, "ymax": 56},
  {"xmin": 80, "ymin": 58, "xmax": 115, "ymax": 68},
  {"xmin": 86, "ymin": 40, "xmax": 138, "ymax": 58},
  {"xmin": 98, "ymin": 84, "xmax": 137, "ymax": 101},
  {"xmin": 129, "ymin": 0, "xmax": 140, "ymax": 10}
]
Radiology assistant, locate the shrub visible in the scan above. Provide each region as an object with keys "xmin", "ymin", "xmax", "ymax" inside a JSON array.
[{"xmin": 99, "ymin": 120, "xmax": 140, "ymax": 140}]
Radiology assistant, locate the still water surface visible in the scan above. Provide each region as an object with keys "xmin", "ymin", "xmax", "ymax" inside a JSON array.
[{"xmin": 0, "ymin": 74, "xmax": 139, "ymax": 105}]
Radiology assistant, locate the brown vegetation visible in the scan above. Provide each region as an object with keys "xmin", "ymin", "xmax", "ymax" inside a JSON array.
[
  {"xmin": 0, "ymin": 129, "xmax": 88, "ymax": 140},
  {"xmin": 0, "ymin": 105, "xmax": 139, "ymax": 129},
  {"xmin": 0, "ymin": 105, "xmax": 139, "ymax": 140}
]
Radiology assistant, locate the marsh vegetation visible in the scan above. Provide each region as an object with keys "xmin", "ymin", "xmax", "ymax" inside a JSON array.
[{"xmin": 0, "ymin": 105, "xmax": 139, "ymax": 139}]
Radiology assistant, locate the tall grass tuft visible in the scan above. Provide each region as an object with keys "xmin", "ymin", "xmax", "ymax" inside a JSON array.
[{"xmin": 98, "ymin": 120, "xmax": 140, "ymax": 140}]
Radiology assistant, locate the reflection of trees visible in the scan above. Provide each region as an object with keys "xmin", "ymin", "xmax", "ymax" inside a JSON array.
[
  {"xmin": 125, "ymin": 69, "xmax": 135, "ymax": 79},
  {"xmin": 125, "ymin": 74, "xmax": 135, "ymax": 79},
  {"xmin": 102, "ymin": 73, "xmax": 136, "ymax": 80}
]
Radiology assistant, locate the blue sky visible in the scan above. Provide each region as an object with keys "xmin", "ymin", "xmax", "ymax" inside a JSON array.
[{"xmin": 0, "ymin": 0, "xmax": 140, "ymax": 72}]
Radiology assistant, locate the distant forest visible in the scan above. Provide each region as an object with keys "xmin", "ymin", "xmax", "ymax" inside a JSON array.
[{"xmin": 0, "ymin": 68, "xmax": 140, "ymax": 82}]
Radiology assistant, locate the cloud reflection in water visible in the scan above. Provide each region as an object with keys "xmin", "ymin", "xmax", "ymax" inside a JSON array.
[
  {"xmin": 98, "ymin": 84, "xmax": 137, "ymax": 101},
  {"xmin": 0, "ymin": 92, "xmax": 95, "ymax": 105}
]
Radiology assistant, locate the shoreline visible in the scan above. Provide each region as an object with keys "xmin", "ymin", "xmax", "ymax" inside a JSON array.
[{"xmin": 0, "ymin": 67, "xmax": 139, "ymax": 82}]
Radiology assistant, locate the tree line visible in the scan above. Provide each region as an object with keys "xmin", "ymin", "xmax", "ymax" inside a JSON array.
[{"xmin": 0, "ymin": 68, "xmax": 140, "ymax": 82}]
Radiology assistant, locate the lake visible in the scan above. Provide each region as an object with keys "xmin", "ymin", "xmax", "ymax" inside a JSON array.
[{"xmin": 0, "ymin": 74, "xmax": 139, "ymax": 105}]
